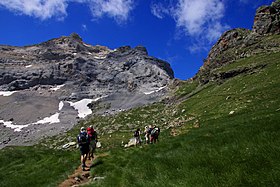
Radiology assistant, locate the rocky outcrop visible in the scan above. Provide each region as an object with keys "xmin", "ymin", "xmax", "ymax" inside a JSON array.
[
  {"xmin": 195, "ymin": 0, "xmax": 280, "ymax": 84},
  {"xmin": 253, "ymin": 0, "xmax": 280, "ymax": 35}
]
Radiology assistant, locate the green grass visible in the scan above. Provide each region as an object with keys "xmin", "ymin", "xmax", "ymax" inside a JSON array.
[
  {"xmin": 175, "ymin": 80, "xmax": 199, "ymax": 98},
  {"xmin": 90, "ymin": 113, "xmax": 280, "ymax": 186},
  {"xmin": 0, "ymin": 146, "xmax": 79, "ymax": 187}
]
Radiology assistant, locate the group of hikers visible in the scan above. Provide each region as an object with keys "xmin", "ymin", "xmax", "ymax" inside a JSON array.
[
  {"xmin": 77, "ymin": 125, "xmax": 160, "ymax": 170},
  {"xmin": 77, "ymin": 125, "xmax": 98, "ymax": 171},
  {"xmin": 134, "ymin": 125, "xmax": 160, "ymax": 145}
]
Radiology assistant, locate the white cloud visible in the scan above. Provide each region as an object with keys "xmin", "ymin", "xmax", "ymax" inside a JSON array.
[
  {"xmin": 151, "ymin": 0, "xmax": 229, "ymax": 51},
  {"xmin": 174, "ymin": 0, "xmax": 227, "ymax": 41},
  {"xmin": 0, "ymin": 0, "xmax": 135, "ymax": 22},
  {"xmin": 0, "ymin": 0, "xmax": 68, "ymax": 20},
  {"xmin": 88, "ymin": 0, "xmax": 134, "ymax": 23}
]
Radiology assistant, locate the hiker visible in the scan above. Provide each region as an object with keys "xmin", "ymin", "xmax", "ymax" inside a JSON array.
[
  {"xmin": 148, "ymin": 125, "xmax": 153, "ymax": 143},
  {"xmin": 144, "ymin": 126, "xmax": 150, "ymax": 144},
  {"xmin": 154, "ymin": 126, "xmax": 160, "ymax": 142},
  {"xmin": 150, "ymin": 126, "xmax": 160, "ymax": 144},
  {"xmin": 134, "ymin": 128, "xmax": 141, "ymax": 145},
  {"xmin": 77, "ymin": 127, "xmax": 90, "ymax": 171},
  {"xmin": 87, "ymin": 125, "xmax": 98, "ymax": 160}
]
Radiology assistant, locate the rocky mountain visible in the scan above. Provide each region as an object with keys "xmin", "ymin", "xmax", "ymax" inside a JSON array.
[
  {"xmin": 0, "ymin": 33, "xmax": 174, "ymax": 148},
  {"xmin": 0, "ymin": 33, "xmax": 173, "ymax": 93},
  {"xmin": 195, "ymin": 0, "xmax": 280, "ymax": 84}
]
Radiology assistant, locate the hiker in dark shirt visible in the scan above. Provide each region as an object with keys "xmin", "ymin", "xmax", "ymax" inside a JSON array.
[
  {"xmin": 134, "ymin": 128, "xmax": 141, "ymax": 145},
  {"xmin": 77, "ymin": 127, "xmax": 90, "ymax": 171},
  {"xmin": 150, "ymin": 125, "xmax": 160, "ymax": 144}
]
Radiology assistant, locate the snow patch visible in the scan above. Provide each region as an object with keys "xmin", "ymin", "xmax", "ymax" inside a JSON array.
[
  {"xmin": 59, "ymin": 101, "xmax": 64, "ymax": 111},
  {"xmin": 50, "ymin": 84, "xmax": 64, "ymax": 91},
  {"xmin": 143, "ymin": 86, "xmax": 167, "ymax": 95},
  {"xmin": 67, "ymin": 96, "xmax": 106, "ymax": 118},
  {"xmin": 25, "ymin": 65, "xmax": 32, "ymax": 68},
  {"xmin": 0, "ymin": 91, "xmax": 17, "ymax": 96},
  {"xmin": 67, "ymin": 99, "xmax": 93, "ymax": 118},
  {"xmin": 0, "ymin": 120, "xmax": 29, "ymax": 132},
  {"xmin": 35, "ymin": 113, "xmax": 60, "ymax": 124},
  {"xmin": 93, "ymin": 56, "xmax": 106, "ymax": 60}
]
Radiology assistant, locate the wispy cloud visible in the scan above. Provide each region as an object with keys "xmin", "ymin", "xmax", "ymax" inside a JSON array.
[
  {"xmin": 151, "ymin": 0, "xmax": 229, "ymax": 52},
  {"xmin": 88, "ymin": 0, "xmax": 134, "ymax": 23},
  {"xmin": 0, "ymin": 0, "xmax": 135, "ymax": 23},
  {"xmin": 0, "ymin": 0, "xmax": 68, "ymax": 20},
  {"xmin": 150, "ymin": 2, "xmax": 170, "ymax": 19},
  {"xmin": 82, "ymin": 24, "xmax": 87, "ymax": 31}
]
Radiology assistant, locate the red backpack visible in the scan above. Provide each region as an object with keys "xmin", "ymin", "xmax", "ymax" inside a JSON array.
[{"xmin": 87, "ymin": 127, "xmax": 94, "ymax": 140}]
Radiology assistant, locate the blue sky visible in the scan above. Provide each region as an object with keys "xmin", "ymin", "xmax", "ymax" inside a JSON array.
[{"xmin": 0, "ymin": 0, "xmax": 274, "ymax": 80}]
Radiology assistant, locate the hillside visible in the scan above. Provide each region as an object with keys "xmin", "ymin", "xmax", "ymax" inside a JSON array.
[
  {"xmin": 1, "ymin": 46, "xmax": 279, "ymax": 187},
  {"xmin": 0, "ymin": 1, "xmax": 280, "ymax": 187}
]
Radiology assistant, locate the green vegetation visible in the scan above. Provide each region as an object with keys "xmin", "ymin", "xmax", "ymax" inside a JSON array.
[
  {"xmin": 175, "ymin": 80, "xmax": 199, "ymax": 97},
  {"xmin": 0, "ymin": 51, "xmax": 279, "ymax": 186},
  {"xmin": 0, "ymin": 146, "xmax": 79, "ymax": 187}
]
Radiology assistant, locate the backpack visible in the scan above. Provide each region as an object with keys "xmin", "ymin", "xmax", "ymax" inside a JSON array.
[
  {"xmin": 87, "ymin": 128, "xmax": 94, "ymax": 140},
  {"xmin": 151, "ymin": 128, "xmax": 158, "ymax": 136},
  {"xmin": 134, "ymin": 130, "xmax": 139, "ymax": 137},
  {"xmin": 78, "ymin": 132, "xmax": 88, "ymax": 145}
]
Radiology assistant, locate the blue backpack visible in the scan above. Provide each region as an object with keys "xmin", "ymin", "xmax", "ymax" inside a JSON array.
[{"xmin": 78, "ymin": 132, "xmax": 88, "ymax": 145}]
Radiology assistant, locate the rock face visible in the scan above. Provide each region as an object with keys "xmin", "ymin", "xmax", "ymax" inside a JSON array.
[
  {"xmin": 0, "ymin": 33, "xmax": 174, "ymax": 148},
  {"xmin": 253, "ymin": 0, "xmax": 280, "ymax": 35},
  {"xmin": 0, "ymin": 33, "xmax": 173, "ymax": 94},
  {"xmin": 196, "ymin": 0, "xmax": 280, "ymax": 84}
]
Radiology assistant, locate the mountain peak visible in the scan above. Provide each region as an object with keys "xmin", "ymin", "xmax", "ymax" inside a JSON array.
[{"xmin": 69, "ymin": 33, "xmax": 83, "ymax": 42}]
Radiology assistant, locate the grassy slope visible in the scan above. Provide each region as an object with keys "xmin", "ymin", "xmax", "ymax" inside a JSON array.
[
  {"xmin": 0, "ymin": 146, "xmax": 80, "ymax": 187},
  {"xmin": 0, "ymin": 52, "xmax": 279, "ymax": 187},
  {"xmin": 88, "ymin": 52, "xmax": 280, "ymax": 186}
]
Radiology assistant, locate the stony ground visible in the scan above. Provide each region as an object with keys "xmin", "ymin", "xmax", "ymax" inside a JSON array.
[
  {"xmin": 0, "ymin": 86, "xmax": 80, "ymax": 149},
  {"xmin": 0, "ymin": 83, "xmax": 167, "ymax": 149}
]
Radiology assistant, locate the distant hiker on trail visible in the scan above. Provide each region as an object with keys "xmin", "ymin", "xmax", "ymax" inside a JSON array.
[
  {"xmin": 77, "ymin": 127, "xmax": 90, "ymax": 171},
  {"xmin": 150, "ymin": 126, "xmax": 160, "ymax": 144},
  {"xmin": 87, "ymin": 125, "xmax": 98, "ymax": 160},
  {"xmin": 148, "ymin": 125, "xmax": 153, "ymax": 143},
  {"xmin": 134, "ymin": 128, "xmax": 141, "ymax": 145},
  {"xmin": 144, "ymin": 126, "xmax": 150, "ymax": 144},
  {"xmin": 155, "ymin": 126, "xmax": 160, "ymax": 142}
]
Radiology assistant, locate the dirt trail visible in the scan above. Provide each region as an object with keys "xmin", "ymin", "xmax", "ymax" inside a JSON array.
[
  {"xmin": 59, "ymin": 158, "xmax": 93, "ymax": 187},
  {"xmin": 59, "ymin": 153, "xmax": 108, "ymax": 187}
]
